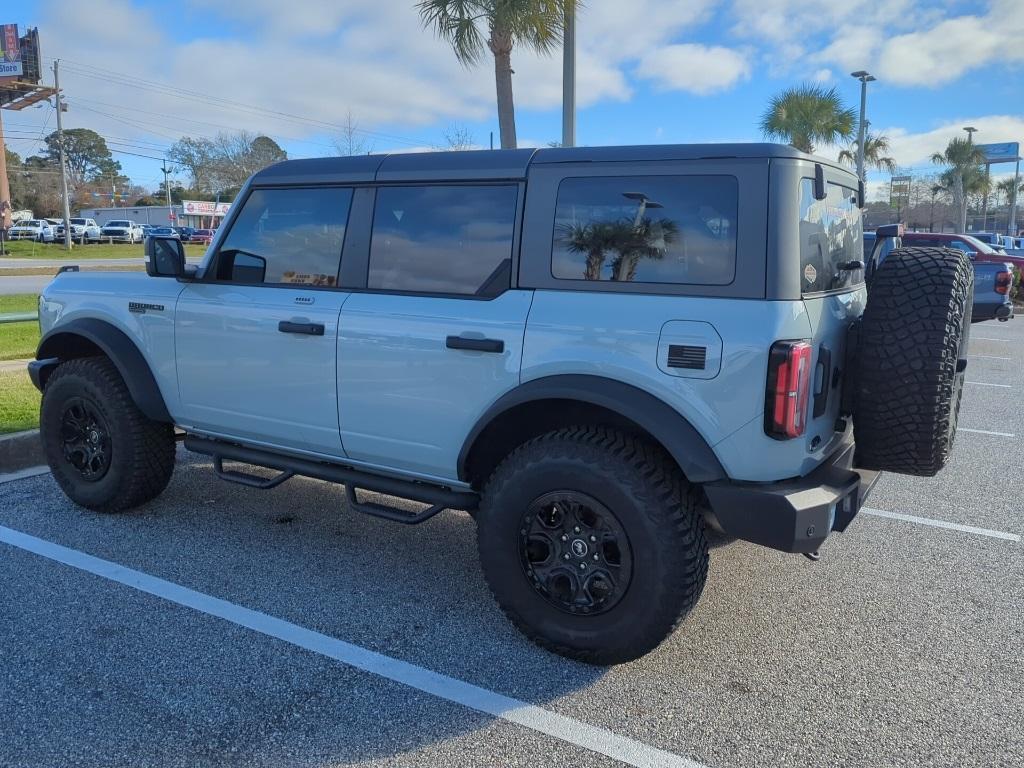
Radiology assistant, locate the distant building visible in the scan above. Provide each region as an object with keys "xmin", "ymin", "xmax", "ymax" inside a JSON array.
[{"xmin": 76, "ymin": 200, "xmax": 231, "ymax": 228}]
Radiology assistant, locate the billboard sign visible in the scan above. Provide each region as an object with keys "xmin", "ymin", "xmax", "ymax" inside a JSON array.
[
  {"xmin": 978, "ymin": 142, "xmax": 1021, "ymax": 164},
  {"xmin": 889, "ymin": 175, "xmax": 912, "ymax": 209},
  {"xmin": 0, "ymin": 24, "xmax": 22, "ymax": 77},
  {"xmin": 182, "ymin": 200, "xmax": 231, "ymax": 216}
]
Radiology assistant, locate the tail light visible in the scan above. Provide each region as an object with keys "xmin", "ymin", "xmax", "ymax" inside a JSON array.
[
  {"xmin": 765, "ymin": 341, "xmax": 813, "ymax": 440},
  {"xmin": 995, "ymin": 271, "xmax": 1012, "ymax": 295}
]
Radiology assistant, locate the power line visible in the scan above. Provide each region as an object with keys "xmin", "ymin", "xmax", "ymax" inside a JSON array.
[{"xmin": 49, "ymin": 57, "xmax": 427, "ymax": 147}]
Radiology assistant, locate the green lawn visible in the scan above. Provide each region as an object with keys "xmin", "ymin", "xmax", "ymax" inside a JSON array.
[
  {"xmin": 0, "ymin": 294, "xmax": 41, "ymax": 362},
  {"xmin": 1, "ymin": 240, "xmax": 208, "ymax": 260},
  {"xmin": 0, "ymin": 370, "xmax": 40, "ymax": 434}
]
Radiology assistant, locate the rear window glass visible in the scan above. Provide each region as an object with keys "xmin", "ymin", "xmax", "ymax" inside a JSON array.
[
  {"xmin": 551, "ymin": 176, "xmax": 738, "ymax": 285},
  {"xmin": 799, "ymin": 179, "xmax": 864, "ymax": 293}
]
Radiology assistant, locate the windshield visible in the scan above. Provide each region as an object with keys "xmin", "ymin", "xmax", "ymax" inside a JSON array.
[
  {"xmin": 107, "ymin": 221, "xmax": 130, "ymax": 227},
  {"xmin": 21, "ymin": 220, "xmax": 41, "ymax": 227},
  {"xmin": 70, "ymin": 219, "xmax": 85, "ymax": 225}
]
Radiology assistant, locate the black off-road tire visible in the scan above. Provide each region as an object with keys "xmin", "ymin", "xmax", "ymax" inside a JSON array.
[
  {"xmin": 41, "ymin": 357, "xmax": 176, "ymax": 512},
  {"xmin": 476, "ymin": 426, "xmax": 708, "ymax": 665},
  {"xmin": 853, "ymin": 246, "xmax": 973, "ymax": 476}
]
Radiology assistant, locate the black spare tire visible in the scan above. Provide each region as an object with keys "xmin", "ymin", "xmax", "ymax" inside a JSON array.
[{"xmin": 853, "ymin": 246, "xmax": 973, "ymax": 476}]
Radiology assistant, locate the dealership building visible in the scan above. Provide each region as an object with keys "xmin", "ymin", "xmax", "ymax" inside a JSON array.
[{"xmin": 76, "ymin": 200, "xmax": 232, "ymax": 228}]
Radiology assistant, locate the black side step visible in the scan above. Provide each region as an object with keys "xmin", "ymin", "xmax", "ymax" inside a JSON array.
[{"xmin": 184, "ymin": 436, "xmax": 479, "ymax": 521}]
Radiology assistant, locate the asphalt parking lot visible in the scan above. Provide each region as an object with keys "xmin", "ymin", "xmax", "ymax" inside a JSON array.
[{"xmin": 1, "ymin": 318, "xmax": 1022, "ymax": 768}]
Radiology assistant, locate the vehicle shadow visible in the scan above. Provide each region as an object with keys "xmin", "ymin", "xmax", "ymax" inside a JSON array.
[{"xmin": 4, "ymin": 450, "xmax": 613, "ymax": 765}]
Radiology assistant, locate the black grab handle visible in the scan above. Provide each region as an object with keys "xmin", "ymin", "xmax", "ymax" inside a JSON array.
[
  {"xmin": 445, "ymin": 336, "xmax": 504, "ymax": 353},
  {"xmin": 278, "ymin": 321, "xmax": 324, "ymax": 336}
]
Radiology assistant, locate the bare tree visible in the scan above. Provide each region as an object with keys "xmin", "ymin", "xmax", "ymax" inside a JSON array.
[
  {"xmin": 441, "ymin": 124, "xmax": 476, "ymax": 151},
  {"xmin": 333, "ymin": 111, "xmax": 373, "ymax": 156}
]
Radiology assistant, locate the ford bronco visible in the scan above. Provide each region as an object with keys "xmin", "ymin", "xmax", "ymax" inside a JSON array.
[{"xmin": 29, "ymin": 144, "xmax": 973, "ymax": 664}]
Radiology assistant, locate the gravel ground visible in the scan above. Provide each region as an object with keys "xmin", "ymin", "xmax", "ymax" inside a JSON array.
[{"xmin": 0, "ymin": 319, "xmax": 1021, "ymax": 768}]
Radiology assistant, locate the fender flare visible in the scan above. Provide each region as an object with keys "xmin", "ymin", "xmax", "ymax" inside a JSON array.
[
  {"xmin": 35, "ymin": 318, "xmax": 172, "ymax": 423},
  {"xmin": 457, "ymin": 374, "xmax": 726, "ymax": 484}
]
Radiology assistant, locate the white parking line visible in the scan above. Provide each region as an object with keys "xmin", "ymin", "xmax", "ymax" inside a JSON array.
[
  {"xmin": 971, "ymin": 336, "xmax": 1013, "ymax": 342},
  {"xmin": 959, "ymin": 427, "xmax": 1016, "ymax": 437},
  {"xmin": 965, "ymin": 381, "xmax": 1013, "ymax": 388},
  {"xmin": 862, "ymin": 508, "xmax": 1021, "ymax": 542},
  {"xmin": 970, "ymin": 354, "xmax": 1012, "ymax": 360},
  {"xmin": 0, "ymin": 525, "xmax": 705, "ymax": 768}
]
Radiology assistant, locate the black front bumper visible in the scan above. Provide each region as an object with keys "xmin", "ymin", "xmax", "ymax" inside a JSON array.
[{"xmin": 703, "ymin": 442, "xmax": 880, "ymax": 553}]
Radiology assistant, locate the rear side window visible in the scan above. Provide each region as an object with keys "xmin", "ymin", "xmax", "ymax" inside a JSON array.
[
  {"xmin": 368, "ymin": 185, "xmax": 517, "ymax": 296},
  {"xmin": 551, "ymin": 176, "xmax": 738, "ymax": 285},
  {"xmin": 799, "ymin": 179, "xmax": 864, "ymax": 294},
  {"xmin": 215, "ymin": 187, "xmax": 352, "ymax": 286}
]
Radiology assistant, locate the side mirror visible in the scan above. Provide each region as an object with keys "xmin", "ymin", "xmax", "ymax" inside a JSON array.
[
  {"xmin": 813, "ymin": 164, "xmax": 827, "ymax": 201},
  {"xmin": 145, "ymin": 236, "xmax": 186, "ymax": 278}
]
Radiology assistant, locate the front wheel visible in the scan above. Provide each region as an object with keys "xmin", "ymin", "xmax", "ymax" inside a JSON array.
[
  {"xmin": 41, "ymin": 357, "xmax": 176, "ymax": 512},
  {"xmin": 477, "ymin": 426, "xmax": 708, "ymax": 665}
]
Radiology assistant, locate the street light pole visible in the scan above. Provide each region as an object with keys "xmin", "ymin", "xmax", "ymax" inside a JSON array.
[
  {"xmin": 851, "ymin": 71, "xmax": 875, "ymax": 184},
  {"xmin": 561, "ymin": 1, "xmax": 576, "ymax": 148},
  {"xmin": 161, "ymin": 162, "xmax": 173, "ymax": 225},
  {"xmin": 53, "ymin": 59, "xmax": 73, "ymax": 251}
]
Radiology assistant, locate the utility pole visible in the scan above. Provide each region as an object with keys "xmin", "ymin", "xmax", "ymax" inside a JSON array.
[
  {"xmin": 561, "ymin": 1, "xmax": 576, "ymax": 148},
  {"xmin": 0, "ymin": 106, "xmax": 12, "ymax": 235},
  {"xmin": 161, "ymin": 162, "xmax": 173, "ymax": 224},
  {"xmin": 1010, "ymin": 158, "xmax": 1021, "ymax": 236},
  {"xmin": 53, "ymin": 59, "xmax": 72, "ymax": 250},
  {"xmin": 851, "ymin": 71, "xmax": 875, "ymax": 184}
]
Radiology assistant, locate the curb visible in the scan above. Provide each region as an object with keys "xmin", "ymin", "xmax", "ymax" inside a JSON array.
[{"xmin": 0, "ymin": 429, "xmax": 45, "ymax": 474}]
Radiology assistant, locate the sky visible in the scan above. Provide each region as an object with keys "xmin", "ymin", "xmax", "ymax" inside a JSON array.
[{"xmin": 4, "ymin": 0, "xmax": 1023, "ymax": 200}]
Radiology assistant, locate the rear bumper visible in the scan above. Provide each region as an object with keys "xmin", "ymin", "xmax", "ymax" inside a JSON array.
[
  {"xmin": 972, "ymin": 297, "xmax": 1014, "ymax": 323},
  {"xmin": 703, "ymin": 442, "xmax": 880, "ymax": 553}
]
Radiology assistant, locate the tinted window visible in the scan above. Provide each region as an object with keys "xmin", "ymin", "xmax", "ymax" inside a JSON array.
[
  {"xmin": 215, "ymin": 187, "xmax": 351, "ymax": 286},
  {"xmin": 368, "ymin": 185, "xmax": 517, "ymax": 296},
  {"xmin": 799, "ymin": 179, "xmax": 863, "ymax": 293},
  {"xmin": 551, "ymin": 176, "xmax": 737, "ymax": 285}
]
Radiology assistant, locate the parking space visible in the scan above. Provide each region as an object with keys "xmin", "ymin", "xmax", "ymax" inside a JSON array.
[{"xmin": 1, "ymin": 318, "xmax": 1022, "ymax": 768}]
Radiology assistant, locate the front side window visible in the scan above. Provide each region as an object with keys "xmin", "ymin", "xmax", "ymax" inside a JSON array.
[
  {"xmin": 551, "ymin": 176, "xmax": 738, "ymax": 285},
  {"xmin": 214, "ymin": 187, "xmax": 352, "ymax": 286},
  {"xmin": 368, "ymin": 185, "xmax": 517, "ymax": 296},
  {"xmin": 798, "ymin": 179, "xmax": 864, "ymax": 294}
]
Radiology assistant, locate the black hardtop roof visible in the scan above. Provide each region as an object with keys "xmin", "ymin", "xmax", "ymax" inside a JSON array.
[{"xmin": 250, "ymin": 142, "xmax": 845, "ymax": 184}]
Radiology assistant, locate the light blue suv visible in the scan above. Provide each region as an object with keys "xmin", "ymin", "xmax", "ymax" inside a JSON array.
[{"xmin": 30, "ymin": 145, "xmax": 973, "ymax": 663}]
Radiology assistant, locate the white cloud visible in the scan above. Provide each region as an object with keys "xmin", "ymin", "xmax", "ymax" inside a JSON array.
[
  {"xmin": 883, "ymin": 115, "xmax": 1024, "ymax": 168},
  {"xmin": 812, "ymin": 68, "xmax": 833, "ymax": 83},
  {"xmin": 733, "ymin": 0, "xmax": 1024, "ymax": 87},
  {"xmin": 637, "ymin": 44, "xmax": 751, "ymax": 94}
]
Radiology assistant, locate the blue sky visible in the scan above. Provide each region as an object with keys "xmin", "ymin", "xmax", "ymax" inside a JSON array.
[{"xmin": 5, "ymin": 0, "xmax": 1023, "ymax": 198}]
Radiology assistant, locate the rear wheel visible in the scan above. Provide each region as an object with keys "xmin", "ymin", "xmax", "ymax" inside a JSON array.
[
  {"xmin": 853, "ymin": 246, "xmax": 973, "ymax": 476},
  {"xmin": 41, "ymin": 357, "xmax": 176, "ymax": 512},
  {"xmin": 477, "ymin": 426, "xmax": 708, "ymax": 665}
]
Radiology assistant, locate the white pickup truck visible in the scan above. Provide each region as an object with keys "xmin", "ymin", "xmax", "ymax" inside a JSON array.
[
  {"xmin": 56, "ymin": 218, "xmax": 102, "ymax": 244},
  {"xmin": 98, "ymin": 220, "xmax": 145, "ymax": 243}
]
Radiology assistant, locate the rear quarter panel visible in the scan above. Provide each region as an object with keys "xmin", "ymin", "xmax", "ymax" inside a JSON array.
[{"xmin": 522, "ymin": 291, "xmax": 842, "ymax": 482}]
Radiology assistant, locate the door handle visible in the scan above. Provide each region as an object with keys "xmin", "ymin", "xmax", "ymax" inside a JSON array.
[
  {"xmin": 278, "ymin": 321, "xmax": 325, "ymax": 336},
  {"xmin": 446, "ymin": 335, "xmax": 504, "ymax": 353}
]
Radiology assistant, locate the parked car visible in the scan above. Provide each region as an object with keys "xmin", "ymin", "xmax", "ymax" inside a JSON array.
[
  {"xmin": 875, "ymin": 228, "xmax": 1013, "ymax": 323},
  {"xmin": 901, "ymin": 232, "xmax": 1024, "ymax": 274},
  {"xmin": 7, "ymin": 219, "xmax": 55, "ymax": 242},
  {"xmin": 56, "ymin": 218, "xmax": 101, "ymax": 244},
  {"xmin": 99, "ymin": 220, "xmax": 144, "ymax": 243},
  {"xmin": 146, "ymin": 226, "xmax": 180, "ymax": 239},
  {"xmin": 173, "ymin": 226, "xmax": 196, "ymax": 242},
  {"xmin": 30, "ymin": 144, "xmax": 972, "ymax": 664},
  {"xmin": 969, "ymin": 232, "xmax": 1000, "ymax": 247},
  {"xmin": 190, "ymin": 228, "xmax": 215, "ymax": 244}
]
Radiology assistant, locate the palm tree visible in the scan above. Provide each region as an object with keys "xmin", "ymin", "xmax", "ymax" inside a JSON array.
[
  {"xmin": 997, "ymin": 176, "xmax": 1024, "ymax": 208},
  {"xmin": 837, "ymin": 132, "xmax": 897, "ymax": 175},
  {"xmin": 561, "ymin": 220, "xmax": 620, "ymax": 280},
  {"xmin": 931, "ymin": 137, "xmax": 987, "ymax": 232},
  {"xmin": 418, "ymin": 0, "xmax": 575, "ymax": 150},
  {"xmin": 610, "ymin": 217, "xmax": 680, "ymax": 282},
  {"xmin": 759, "ymin": 84, "xmax": 857, "ymax": 155}
]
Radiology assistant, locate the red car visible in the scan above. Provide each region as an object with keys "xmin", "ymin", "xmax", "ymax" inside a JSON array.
[
  {"xmin": 901, "ymin": 232, "xmax": 1024, "ymax": 273},
  {"xmin": 191, "ymin": 228, "xmax": 216, "ymax": 245}
]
